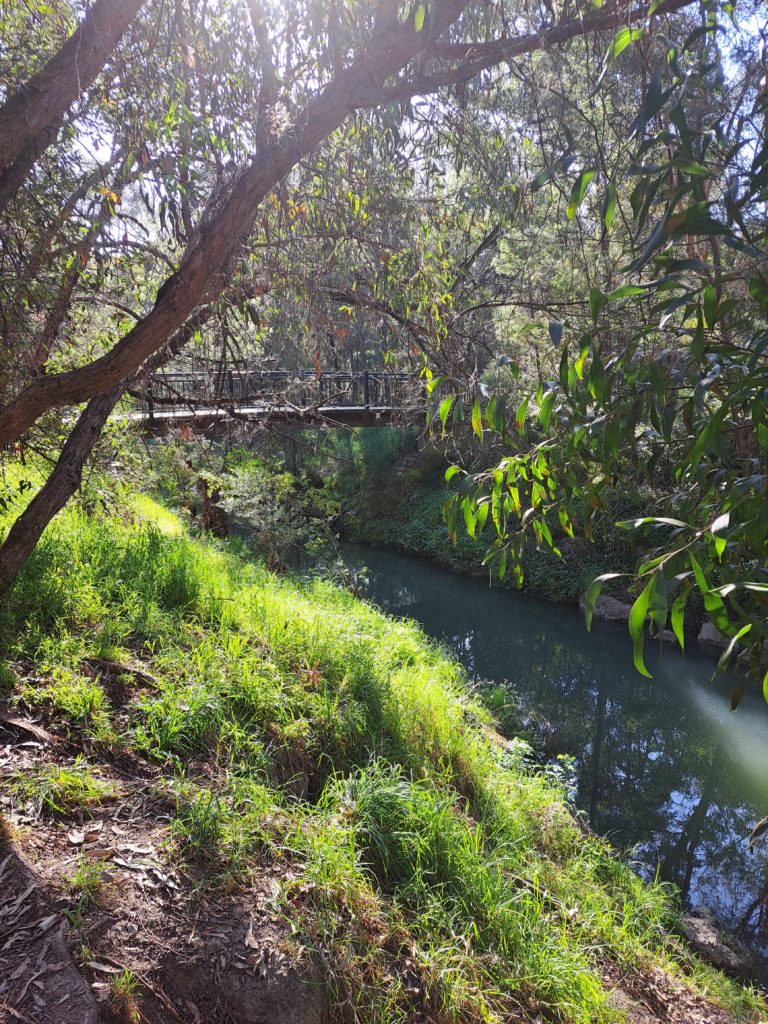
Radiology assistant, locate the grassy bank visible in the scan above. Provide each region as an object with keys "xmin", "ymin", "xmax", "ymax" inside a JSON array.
[{"xmin": 0, "ymin": 488, "xmax": 764, "ymax": 1022}]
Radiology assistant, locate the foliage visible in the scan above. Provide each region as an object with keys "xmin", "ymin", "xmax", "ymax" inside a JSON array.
[
  {"xmin": 1, "ymin": 485, "xmax": 764, "ymax": 1020},
  {"xmin": 219, "ymin": 451, "xmax": 340, "ymax": 566},
  {"xmin": 11, "ymin": 756, "xmax": 116, "ymax": 817},
  {"xmin": 439, "ymin": 1, "xmax": 768, "ymax": 694},
  {"xmin": 345, "ymin": 464, "xmax": 648, "ymax": 605}
]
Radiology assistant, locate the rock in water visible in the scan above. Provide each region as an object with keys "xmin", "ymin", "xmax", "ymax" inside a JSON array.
[{"xmin": 681, "ymin": 907, "xmax": 754, "ymax": 978}]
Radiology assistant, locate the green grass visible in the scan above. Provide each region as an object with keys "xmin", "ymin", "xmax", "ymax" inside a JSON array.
[
  {"xmin": 11, "ymin": 756, "xmax": 117, "ymax": 816},
  {"xmin": 0, "ymin": 488, "xmax": 764, "ymax": 1022}
]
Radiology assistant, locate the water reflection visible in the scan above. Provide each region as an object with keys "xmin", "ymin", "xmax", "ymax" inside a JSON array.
[{"xmin": 342, "ymin": 543, "xmax": 768, "ymax": 961}]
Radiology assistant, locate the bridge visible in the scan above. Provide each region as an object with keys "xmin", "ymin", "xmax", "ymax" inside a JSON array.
[{"xmin": 131, "ymin": 369, "xmax": 422, "ymax": 432}]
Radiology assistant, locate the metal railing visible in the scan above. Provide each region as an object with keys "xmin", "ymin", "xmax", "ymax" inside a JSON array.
[{"xmin": 138, "ymin": 369, "xmax": 420, "ymax": 421}]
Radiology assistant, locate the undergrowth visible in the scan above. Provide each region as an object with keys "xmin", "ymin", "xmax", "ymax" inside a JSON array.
[{"xmin": 0, "ymin": 490, "xmax": 763, "ymax": 1023}]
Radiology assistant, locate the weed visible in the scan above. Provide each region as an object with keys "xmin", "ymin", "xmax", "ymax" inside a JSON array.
[
  {"xmin": 12, "ymin": 756, "xmax": 116, "ymax": 816},
  {"xmin": 108, "ymin": 968, "xmax": 140, "ymax": 1024},
  {"xmin": 63, "ymin": 857, "xmax": 107, "ymax": 908},
  {"xmin": 0, "ymin": 660, "xmax": 15, "ymax": 697},
  {"xmin": 29, "ymin": 666, "xmax": 112, "ymax": 738}
]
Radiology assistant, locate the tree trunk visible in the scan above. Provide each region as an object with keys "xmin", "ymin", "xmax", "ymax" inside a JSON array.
[
  {"xmin": 0, "ymin": 0, "xmax": 465, "ymax": 447},
  {"xmin": 0, "ymin": 0, "xmax": 145, "ymax": 207},
  {"xmin": 0, "ymin": 304, "xmax": 219, "ymax": 589},
  {"xmin": 0, "ymin": 385, "xmax": 123, "ymax": 590},
  {"xmin": 0, "ymin": 0, "xmax": 695, "ymax": 448}
]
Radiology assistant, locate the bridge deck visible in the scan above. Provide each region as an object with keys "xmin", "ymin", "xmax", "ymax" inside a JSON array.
[
  {"xmin": 123, "ymin": 404, "xmax": 409, "ymax": 432},
  {"xmin": 127, "ymin": 369, "xmax": 422, "ymax": 431}
]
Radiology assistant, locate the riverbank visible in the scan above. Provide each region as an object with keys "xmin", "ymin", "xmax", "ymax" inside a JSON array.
[
  {"xmin": 340, "ymin": 457, "xmax": 644, "ymax": 606},
  {"xmin": 0, "ymin": 490, "xmax": 765, "ymax": 1022},
  {"xmin": 339, "ymin": 541, "xmax": 768, "ymax": 977}
]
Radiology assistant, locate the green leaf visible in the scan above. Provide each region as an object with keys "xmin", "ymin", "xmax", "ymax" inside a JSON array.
[
  {"xmin": 471, "ymin": 398, "xmax": 483, "ymax": 439},
  {"xmin": 763, "ymin": 666, "xmax": 768, "ymax": 705},
  {"xmin": 485, "ymin": 395, "xmax": 497, "ymax": 430},
  {"xmin": 648, "ymin": 571, "xmax": 668, "ymax": 631},
  {"xmin": 559, "ymin": 507, "xmax": 574, "ymax": 538},
  {"xmin": 607, "ymin": 283, "xmax": 647, "ymax": 302},
  {"xmin": 443, "ymin": 496, "xmax": 457, "ymax": 543},
  {"xmin": 584, "ymin": 572, "xmax": 625, "ymax": 631},
  {"xmin": 588, "ymin": 352, "xmax": 607, "ymax": 404},
  {"xmin": 559, "ymin": 345, "xmax": 570, "ymax": 395},
  {"xmin": 594, "ymin": 27, "xmax": 643, "ymax": 91},
  {"xmin": 703, "ymin": 285, "xmax": 718, "ymax": 329},
  {"xmin": 567, "ymin": 168, "xmax": 597, "ymax": 220},
  {"xmin": 716, "ymin": 624, "xmax": 751, "ymax": 677},
  {"xmin": 438, "ymin": 395, "xmax": 455, "ymax": 428},
  {"xmin": 515, "ymin": 396, "xmax": 529, "ymax": 433},
  {"xmin": 414, "ymin": 2, "xmax": 426, "ymax": 31},
  {"xmin": 629, "ymin": 69, "xmax": 670, "ymax": 139},
  {"xmin": 602, "ymin": 180, "xmax": 618, "ymax": 230},
  {"xmin": 675, "ymin": 158, "xmax": 710, "ymax": 176},
  {"xmin": 671, "ymin": 587, "xmax": 688, "ymax": 649},
  {"xmin": 461, "ymin": 497, "xmax": 476, "ymax": 538},
  {"xmin": 609, "ymin": 26, "xmax": 643, "ymax": 61},
  {"xmin": 531, "ymin": 165, "xmax": 556, "ymax": 191},
  {"xmin": 629, "ymin": 578, "xmax": 655, "ymax": 678},
  {"xmin": 445, "ymin": 465, "xmax": 462, "ymax": 482},
  {"xmin": 538, "ymin": 390, "xmax": 557, "ymax": 432},
  {"xmin": 690, "ymin": 554, "xmax": 732, "ymax": 634}
]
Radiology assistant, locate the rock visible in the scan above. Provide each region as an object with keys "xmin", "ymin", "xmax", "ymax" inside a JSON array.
[
  {"xmin": 657, "ymin": 629, "xmax": 679, "ymax": 646},
  {"xmin": 578, "ymin": 593, "xmax": 633, "ymax": 622},
  {"xmin": 680, "ymin": 907, "xmax": 754, "ymax": 978},
  {"xmin": 697, "ymin": 622, "xmax": 728, "ymax": 650}
]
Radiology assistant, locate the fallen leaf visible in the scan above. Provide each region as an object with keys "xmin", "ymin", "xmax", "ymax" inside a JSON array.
[
  {"xmin": 87, "ymin": 961, "xmax": 122, "ymax": 974},
  {"xmin": 67, "ymin": 830, "xmax": 85, "ymax": 846},
  {"xmin": 84, "ymin": 821, "xmax": 104, "ymax": 841}
]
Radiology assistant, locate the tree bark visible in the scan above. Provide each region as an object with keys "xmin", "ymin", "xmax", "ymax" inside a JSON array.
[
  {"xmin": 0, "ymin": 302, "xmax": 226, "ymax": 589},
  {"xmin": 0, "ymin": 0, "xmax": 145, "ymax": 208},
  {"xmin": 0, "ymin": 0, "xmax": 472, "ymax": 446}
]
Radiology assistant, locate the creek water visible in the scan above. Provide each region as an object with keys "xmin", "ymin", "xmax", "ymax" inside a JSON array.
[{"xmin": 340, "ymin": 541, "xmax": 768, "ymax": 962}]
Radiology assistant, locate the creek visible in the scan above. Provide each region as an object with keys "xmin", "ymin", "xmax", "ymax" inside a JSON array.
[{"xmin": 340, "ymin": 541, "xmax": 768, "ymax": 963}]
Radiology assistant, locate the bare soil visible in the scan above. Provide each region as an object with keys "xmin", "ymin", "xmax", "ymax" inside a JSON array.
[{"xmin": 0, "ymin": 707, "xmax": 761, "ymax": 1024}]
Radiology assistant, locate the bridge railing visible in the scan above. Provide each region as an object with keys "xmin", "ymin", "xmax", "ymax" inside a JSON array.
[{"xmin": 139, "ymin": 369, "xmax": 421, "ymax": 415}]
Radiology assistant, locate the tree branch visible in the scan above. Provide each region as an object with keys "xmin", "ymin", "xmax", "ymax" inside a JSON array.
[{"xmin": 0, "ymin": 0, "xmax": 145, "ymax": 209}]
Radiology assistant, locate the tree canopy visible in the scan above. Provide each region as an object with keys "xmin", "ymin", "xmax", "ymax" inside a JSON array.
[{"xmin": 0, "ymin": 0, "xmax": 766, "ymax": 692}]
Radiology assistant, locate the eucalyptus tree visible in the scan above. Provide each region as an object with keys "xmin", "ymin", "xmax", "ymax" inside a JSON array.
[
  {"xmin": 442, "ymin": 1, "xmax": 768, "ymax": 693},
  {"xmin": 0, "ymin": 0, "xmax": 690, "ymax": 587}
]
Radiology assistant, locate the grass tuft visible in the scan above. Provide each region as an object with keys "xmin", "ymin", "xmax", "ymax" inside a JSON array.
[{"xmin": 11, "ymin": 756, "xmax": 117, "ymax": 817}]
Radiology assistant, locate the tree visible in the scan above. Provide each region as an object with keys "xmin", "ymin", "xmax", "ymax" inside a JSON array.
[
  {"xmin": 0, "ymin": 0, "xmax": 695, "ymax": 588},
  {"xmin": 441, "ymin": 1, "xmax": 768, "ymax": 692}
]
